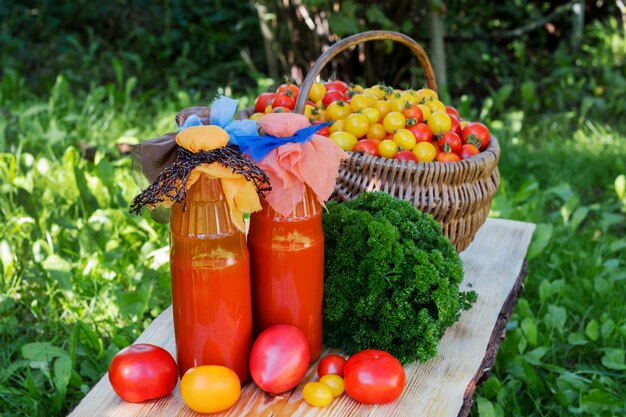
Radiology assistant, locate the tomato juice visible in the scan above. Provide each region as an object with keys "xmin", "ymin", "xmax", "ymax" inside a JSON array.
[
  {"xmin": 170, "ymin": 175, "xmax": 252, "ymax": 381},
  {"xmin": 248, "ymin": 188, "xmax": 324, "ymax": 361}
]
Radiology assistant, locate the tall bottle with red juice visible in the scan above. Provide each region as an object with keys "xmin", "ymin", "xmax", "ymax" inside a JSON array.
[
  {"xmin": 170, "ymin": 174, "xmax": 252, "ymax": 380},
  {"xmin": 248, "ymin": 186, "xmax": 324, "ymax": 360}
]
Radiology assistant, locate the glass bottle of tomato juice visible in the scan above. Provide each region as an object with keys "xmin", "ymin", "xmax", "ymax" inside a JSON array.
[
  {"xmin": 248, "ymin": 187, "xmax": 324, "ymax": 361},
  {"xmin": 170, "ymin": 174, "xmax": 252, "ymax": 380}
]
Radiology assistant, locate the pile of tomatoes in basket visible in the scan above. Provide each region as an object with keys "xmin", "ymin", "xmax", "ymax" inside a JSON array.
[{"xmin": 252, "ymin": 80, "xmax": 491, "ymax": 163}]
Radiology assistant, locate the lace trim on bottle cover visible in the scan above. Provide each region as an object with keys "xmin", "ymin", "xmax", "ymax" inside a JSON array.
[{"xmin": 131, "ymin": 97, "xmax": 270, "ymax": 232}]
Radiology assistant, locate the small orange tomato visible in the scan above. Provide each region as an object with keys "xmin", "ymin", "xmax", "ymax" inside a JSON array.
[
  {"xmin": 366, "ymin": 123, "xmax": 387, "ymax": 141},
  {"xmin": 180, "ymin": 366, "xmax": 240, "ymax": 414}
]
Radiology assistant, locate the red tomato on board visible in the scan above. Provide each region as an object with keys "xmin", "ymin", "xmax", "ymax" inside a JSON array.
[
  {"xmin": 461, "ymin": 122, "xmax": 490, "ymax": 150},
  {"xmin": 437, "ymin": 131, "xmax": 462, "ymax": 154},
  {"xmin": 324, "ymin": 80, "xmax": 349, "ymax": 93},
  {"xmin": 272, "ymin": 92, "xmax": 296, "ymax": 110},
  {"xmin": 254, "ymin": 93, "xmax": 276, "ymax": 113},
  {"xmin": 317, "ymin": 354, "xmax": 347, "ymax": 377},
  {"xmin": 343, "ymin": 350, "xmax": 406, "ymax": 404},
  {"xmin": 108, "ymin": 344, "xmax": 178, "ymax": 403},
  {"xmin": 353, "ymin": 139, "xmax": 380, "ymax": 156},
  {"xmin": 395, "ymin": 150, "xmax": 419, "ymax": 162},
  {"xmin": 407, "ymin": 123, "xmax": 433, "ymax": 143},
  {"xmin": 249, "ymin": 325, "xmax": 310, "ymax": 394},
  {"xmin": 459, "ymin": 143, "xmax": 480, "ymax": 160},
  {"xmin": 322, "ymin": 90, "xmax": 346, "ymax": 107}
]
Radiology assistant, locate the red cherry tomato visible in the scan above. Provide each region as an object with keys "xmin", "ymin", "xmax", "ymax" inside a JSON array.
[
  {"xmin": 401, "ymin": 105, "xmax": 423, "ymax": 123},
  {"xmin": 395, "ymin": 150, "xmax": 419, "ymax": 162},
  {"xmin": 436, "ymin": 151, "xmax": 461, "ymax": 163},
  {"xmin": 322, "ymin": 90, "xmax": 346, "ymax": 107},
  {"xmin": 249, "ymin": 325, "xmax": 310, "ymax": 394},
  {"xmin": 108, "ymin": 344, "xmax": 178, "ymax": 403},
  {"xmin": 461, "ymin": 122, "xmax": 490, "ymax": 150},
  {"xmin": 277, "ymin": 83, "xmax": 300, "ymax": 97},
  {"xmin": 407, "ymin": 123, "xmax": 433, "ymax": 143},
  {"xmin": 344, "ymin": 350, "xmax": 406, "ymax": 404},
  {"xmin": 437, "ymin": 131, "xmax": 462, "ymax": 154},
  {"xmin": 272, "ymin": 92, "xmax": 296, "ymax": 110},
  {"xmin": 449, "ymin": 115, "xmax": 462, "ymax": 136},
  {"xmin": 317, "ymin": 354, "xmax": 347, "ymax": 377},
  {"xmin": 254, "ymin": 93, "xmax": 276, "ymax": 113},
  {"xmin": 459, "ymin": 143, "xmax": 480, "ymax": 160},
  {"xmin": 316, "ymin": 124, "xmax": 330, "ymax": 137},
  {"xmin": 324, "ymin": 80, "xmax": 349, "ymax": 93},
  {"xmin": 445, "ymin": 106, "xmax": 460, "ymax": 119}
]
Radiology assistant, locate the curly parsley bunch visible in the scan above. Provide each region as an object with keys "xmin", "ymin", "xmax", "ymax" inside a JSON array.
[{"xmin": 322, "ymin": 192, "xmax": 477, "ymax": 364}]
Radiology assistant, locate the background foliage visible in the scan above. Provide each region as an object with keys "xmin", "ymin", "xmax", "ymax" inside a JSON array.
[{"xmin": 1, "ymin": 1, "xmax": 625, "ymax": 416}]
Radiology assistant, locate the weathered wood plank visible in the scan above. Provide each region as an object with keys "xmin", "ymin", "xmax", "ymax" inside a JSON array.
[{"xmin": 68, "ymin": 218, "xmax": 535, "ymax": 417}]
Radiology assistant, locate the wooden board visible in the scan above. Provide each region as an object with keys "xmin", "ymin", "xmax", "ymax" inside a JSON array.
[{"xmin": 68, "ymin": 218, "xmax": 535, "ymax": 417}]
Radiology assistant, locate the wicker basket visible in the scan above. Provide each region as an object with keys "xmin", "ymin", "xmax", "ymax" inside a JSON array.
[{"xmin": 294, "ymin": 31, "xmax": 500, "ymax": 252}]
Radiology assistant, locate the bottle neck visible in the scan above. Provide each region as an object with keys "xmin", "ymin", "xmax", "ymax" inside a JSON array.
[
  {"xmin": 261, "ymin": 187, "xmax": 321, "ymax": 221},
  {"xmin": 170, "ymin": 175, "xmax": 237, "ymax": 238}
]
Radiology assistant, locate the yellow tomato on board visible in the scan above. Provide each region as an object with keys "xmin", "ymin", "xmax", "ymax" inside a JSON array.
[
  {"xmin": 320, "ymin": 374, "xmax": 345, "ymax": 397},
  {"xmin": 303, "ymin": 382, "xmax": 333, "ymax": 407},
  {"xmin": 180, "ymin": 366, "xmax": 240, "ymax": 414}
]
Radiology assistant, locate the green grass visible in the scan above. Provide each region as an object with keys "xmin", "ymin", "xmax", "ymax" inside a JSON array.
[{"xmin": 1, "ymin": 20, "xmax": 626, "ymax": 417}]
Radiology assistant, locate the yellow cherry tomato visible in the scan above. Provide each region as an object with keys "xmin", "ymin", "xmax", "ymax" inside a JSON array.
[
  {"xmin": 366, "ymin": 123, "xmax": 387, "ymax": 141},
  {"xmin": 412, "ymin": 141, "xmax": 437, "ymax": 162},
  {"xmin": 417, "ymin": 104, "xmax": 432, "ymax": 121},
  {"xmin": 249, "ymin": 112, "xmax": 264, "ymax": 122},
  {"xmin": 360, "ymin": 107, "xmax": 381, "ymax": 124},
  {"xmin": 329, "ymin": 119, "xmax": 345, "ymax": 133},
  {"xmin": 180, "ymin": 366, "xmax": 240, "ymax": 414},
  {"xmin": 343, "ymin": 113, "xmax": 370, "ymax": 139},
  {"xmin": 376, "ymin": 100, "xmax": 392, "ymax": 120},
  {"xmin": 326, "ymin": 101, "xmax": 352, "ymax": 122},
  {"xmin": 402, "ymin": 90, "xmax": 418, "ymax": 104},
  {"xmin": 353, "ymin": 84, "xmax": 364, "ymax": 93},
  {"xmin": 426, "ymin": 99, "xmax": 446, "ymax": 114},
  {"xmin": 390, "ymin": 98, "xmax": 410, "ymax": 113},
  {"xmin": 264, "ymin": 104, "xmax": 273, "ymax": 114},
  {"xmin": 304, "ymin": 104, "xmax": 315, "ymax": 119},
  {"xmin": 378, "ymin": 139, "xmax": 399, "ymax": 158},
  {"xmin": 416, "ymin": 88, "xmax": 438, "ymax": 104},
  {"xmin": 393, "ymin": 128, "xmax": 417, "ymax": 151},
  {"xmin": 303, "ymin": 382, "xmax": 333, "ymax": 407},
  {"xmin": 312, "ymin": 109, "xmax": 328, "ymax": 123},
  {"xmin": 370, "ymin": 85, "xmax": 387, "ymax": 99},
  {"xmin": 383, "ymin": 111, "xmax": 406, "ymax": 134},
  {"xmin": 309, "ymin": 82, "xmax": 326, "ymax": 102},
  {"xmin": 319, "ymin": 374, "xmax": 345, "ymax": 397},
  {"xmin": 460, "ymin": 120, "xmax": 470, "ymax": 129},
  {"xmin": 349, "ymin": 94, "xmax": 369, "ymax": 112},
  {"xmin": 330, "ymin": 131, "xmax": 358, "ymax": 151},
  {"xmin": 315, "ymin": 99, "xmax": 324, "ymax": 109},
  {"xmin": 363, "ymin": 93, "xmax": 378, "ymax": 108},
  {"xmin": 427, "ymin": 112, "xmax": 452, "ymax": 136}
]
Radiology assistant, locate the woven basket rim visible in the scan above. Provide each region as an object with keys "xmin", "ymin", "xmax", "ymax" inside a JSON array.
[{"xmin": 344, "ymin": 136, "xmax": 500, "ymax": 175}]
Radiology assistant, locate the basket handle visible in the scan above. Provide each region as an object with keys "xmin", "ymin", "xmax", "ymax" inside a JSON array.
[{"xmin": 295, "ymin": 31, "xmax": 437, "ymax": 114}]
